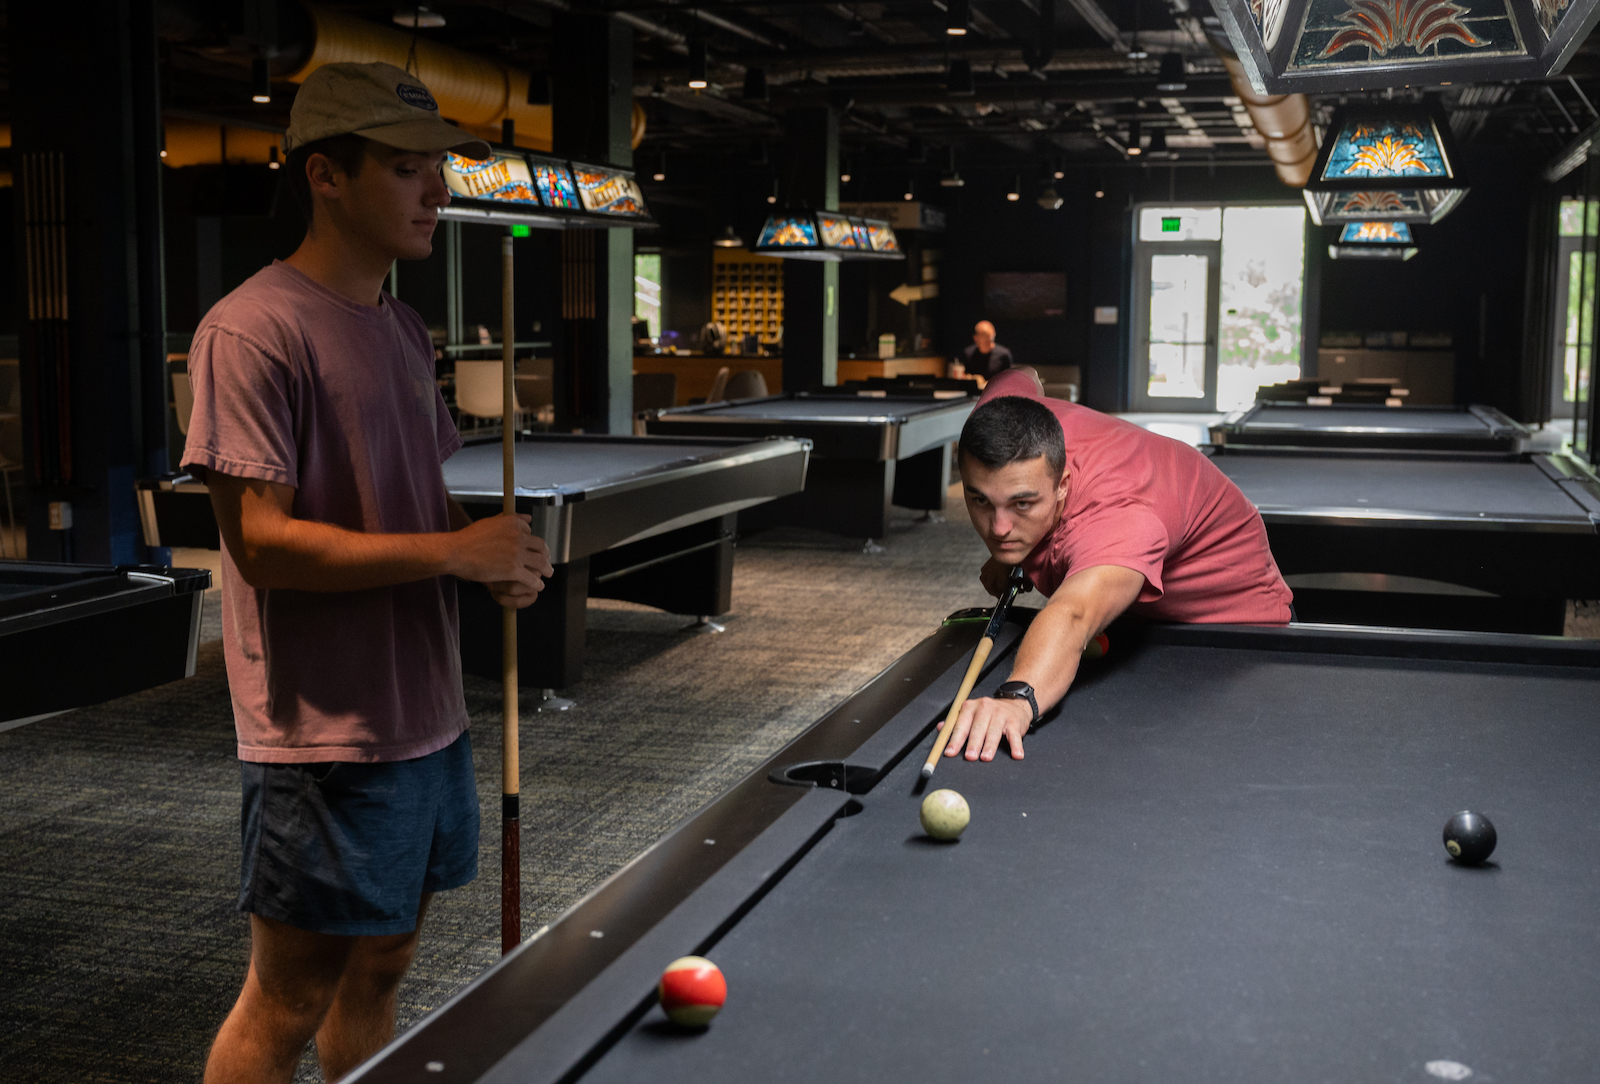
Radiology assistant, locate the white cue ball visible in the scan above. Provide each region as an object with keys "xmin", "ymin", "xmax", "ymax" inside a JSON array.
[{"xmin": 920, "ymin": 789, "xmax": 970, "ymax": 840}]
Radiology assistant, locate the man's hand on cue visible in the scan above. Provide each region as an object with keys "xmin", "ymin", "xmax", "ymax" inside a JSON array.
[
  {"xmin": 450, "ymin": 513, "xmax": 554, "ymax": 608},
  {"xmin": 980, "ymin": 556, "xmax": 1034, "ymax": 598},
  {"xmin": 943, "ymin": 695, "xmax": 1034, "ymax": 762}
]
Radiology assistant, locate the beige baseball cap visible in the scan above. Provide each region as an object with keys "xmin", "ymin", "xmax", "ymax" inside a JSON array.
[{"xmin": 284, "ymin": 61, "xmax": 491, "ymax": 160}]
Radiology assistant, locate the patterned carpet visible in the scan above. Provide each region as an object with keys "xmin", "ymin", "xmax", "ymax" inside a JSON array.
[{"xmin": 0, "ymin": 494, "xmax": 996, "ymax": 1084}]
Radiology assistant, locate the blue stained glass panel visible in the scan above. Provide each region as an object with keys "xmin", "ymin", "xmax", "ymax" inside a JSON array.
[
  {"xmin": 1321, "ymin": 117, "xmax": 1451, "ymax": 181},
  {"xmin": 1340, "ymin": 221, "xmax": 1414, "ymax": 242},
  {"xmin": 756, "ymin": 217, "xmax": 818, "ymax": 249}
]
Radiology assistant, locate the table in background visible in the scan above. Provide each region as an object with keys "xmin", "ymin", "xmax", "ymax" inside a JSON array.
[
  {"xmin": 1206, "ymin": 444, "xmax": 1600, "ymax": 633},
  {"xmin": 135, "ymin": 435, "xmax": 809, "ymax": 690},
  {"xmin": 347, "ymin": 614, "xmax": 1600, "ymax": 1084},
  {"xmin": 1, "ymin": 562, "xmax": 210, "ymax": 724},
  {"xmin": 834, "ymin": 355, "xmax": 945, "ymax": 383},
  {"xmin": 1212, "ymin": 403, "xmax": 1529, "ymax": 452},
  {"xmin": 641, "ymin": 393, "xmax": 973, "ymax": 542},
  {"xmin": 632, "ymin": 356, "xmax": 785, "ymax": 406}
]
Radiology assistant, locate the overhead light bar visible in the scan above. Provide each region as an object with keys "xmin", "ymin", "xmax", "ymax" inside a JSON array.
[
  {"xmin": 437, "ymin": 150, "xmax": 658, "ymax": 230},
  {"xmin": 1327, "ymin": 220, "xmax": 1418, "ymax": 260},
  {"xmin": 251, "ymin": 57, "xmax": 271, "ymax": 103},
  {"xmin": 1210, "ymin": 0, "xmax": 1600, "ymax": 93},
  {"xmin": 688, "ymin": 40, "xmax": 708, "ymax": 89},
  {"xmin": 754, "ymin": 211, "xmax": 905, "ymax": 261},
  {"xmin": 1155, "ymin": 52, "xmax": 1187, "ymax": 91},
  {"xmin": 1303, "ymin": 105, "xmax": 1468, "ymax": 226},
  {"xmin": 946, "ymin": 0, "xmax": 970, "ymax": 36}
]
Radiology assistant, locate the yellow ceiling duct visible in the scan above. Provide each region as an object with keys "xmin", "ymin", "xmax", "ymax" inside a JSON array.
[
  {"xmin": 286, "ymin": 4, "xmax": 557, "ymax": 152},
  {"xmin": 1208, "ymin": 38, "xmax": 1316, "ymax": 188}
]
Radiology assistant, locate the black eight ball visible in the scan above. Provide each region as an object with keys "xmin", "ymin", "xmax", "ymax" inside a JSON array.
[{"xmin": 1443, "ymin": 811, "xmax": 1497, "ymax": 865}]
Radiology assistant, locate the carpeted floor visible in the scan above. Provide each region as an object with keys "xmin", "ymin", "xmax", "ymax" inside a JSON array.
[{"xmin": 0, "ymin": 494, "xmax": 996, "ymax": 1084}]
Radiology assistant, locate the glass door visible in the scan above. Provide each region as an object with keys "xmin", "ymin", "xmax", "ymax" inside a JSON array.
[{"xmin": 1132, "ymin": 244, "xmax": 1220, "ymax": 412}]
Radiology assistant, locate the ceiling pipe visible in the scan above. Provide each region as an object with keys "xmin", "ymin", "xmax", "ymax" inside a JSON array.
[{"xmin": 1206, "ymin": 31, "xmax": 1314, "ymax": 186}]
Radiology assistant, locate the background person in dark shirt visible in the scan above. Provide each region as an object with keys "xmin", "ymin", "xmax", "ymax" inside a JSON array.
[{"xmin": 957, "ymin": 320, "xmax": 1014, "ymax": 380}]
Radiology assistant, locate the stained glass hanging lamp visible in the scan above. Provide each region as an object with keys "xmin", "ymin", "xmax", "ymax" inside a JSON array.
[
  {"xmin": 1302, "ymin": 106, "xmax": 1468, "ymax": 226},
  {"xmin": 1211, "ymin": 0, "xmax": 1600, "ymax": 93},
  {"xmin": 753, "ymin": 210, "xmax": 905, "ymax": 261},
  {"xmin": 1327, "ymin": 220, "xmax": 1420, "ymax": 259}
]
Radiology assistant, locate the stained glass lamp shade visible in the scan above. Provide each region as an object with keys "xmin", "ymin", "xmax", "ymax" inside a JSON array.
[
  {"xmin": 1328, "ymin": 219, "xmax": 1419, "ymax": 259},
  {"xmin": 754, "ymin": 211, "xmax": 905, "ymax": 261},
  {"xmin": 1303, "ymin": 107, "xmax": 1468, "ymax": 226},
  {"xmin": 1212, "ymin": 0, "xmax": 1600, "ymax": 93}
]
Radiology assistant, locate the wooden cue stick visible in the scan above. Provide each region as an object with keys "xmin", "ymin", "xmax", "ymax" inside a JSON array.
[
  {"xmin": 500, "ymin": 234, "xmax": 521, "ymax": 955},
  {"xmin": 921, "ymin": 566, "xmax": 1028, "ymax": 779}
]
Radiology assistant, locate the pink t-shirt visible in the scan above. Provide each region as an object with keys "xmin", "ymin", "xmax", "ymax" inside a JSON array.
[
  {"xmin": 978, "ymin": 370, "xmax": 1292, "ymax": 624},
  {"xmin": 181, "ymin": 261, "xmax": 468, "ymax": 763}
]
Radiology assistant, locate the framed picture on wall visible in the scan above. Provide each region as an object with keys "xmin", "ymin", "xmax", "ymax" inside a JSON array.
[{"xmin": 983, "ymin": 272, "xmax": 1067, "ymax": 319}]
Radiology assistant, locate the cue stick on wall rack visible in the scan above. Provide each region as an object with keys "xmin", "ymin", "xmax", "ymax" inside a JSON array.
[
  {"xmin": 500, "ymin": 234, "xmax": 521, "ymax": 955},
  {"xmin": 921, "ymin": 565, "xmax": 1028, "ymax": 779}
]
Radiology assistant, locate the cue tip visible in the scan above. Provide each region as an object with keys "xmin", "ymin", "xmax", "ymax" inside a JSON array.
[{"xmin": 920, "ymin": 764, "xmax": 934, "ymax": 779}]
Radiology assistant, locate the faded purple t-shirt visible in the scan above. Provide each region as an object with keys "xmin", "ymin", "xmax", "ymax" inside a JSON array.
[{"xmin": 181, "ymin": 260, "xmax": 467, "ymax": 764}]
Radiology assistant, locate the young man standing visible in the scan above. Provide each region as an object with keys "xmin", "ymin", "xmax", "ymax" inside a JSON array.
[
  {"xmin": 185, "ymin": 63, "xmax": 553, "ymax": 1083},
  {"xmin": 941, "ymin": 367, "xmax": 1292, "ymax": 766}
]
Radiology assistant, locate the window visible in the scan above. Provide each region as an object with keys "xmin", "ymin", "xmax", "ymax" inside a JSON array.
[
  {"xmin": 1131, "ymin": 203, "xmax": 1305, "ymax": 413},
  {"xmin": 634, "ymin": 253, "xmax": 662, "ymax": 340}
]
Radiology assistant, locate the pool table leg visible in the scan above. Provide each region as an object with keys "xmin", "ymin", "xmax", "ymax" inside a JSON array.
[
  {"xmin": 458, "ymin": 559, "xmax": 590, "ymax": 691},
  {"xmin": 892, "ymin": 443, "xmax": 952, "ymax": 513}
]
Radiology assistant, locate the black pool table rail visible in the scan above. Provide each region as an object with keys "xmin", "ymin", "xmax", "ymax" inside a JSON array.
[
  {"xmin": 1210, "ymin": 403, "xmax": 1531, "ymax": 452},
  {"xmin": 347, "ymin": 616, "xmax": 1600, "ymax": 1084}
]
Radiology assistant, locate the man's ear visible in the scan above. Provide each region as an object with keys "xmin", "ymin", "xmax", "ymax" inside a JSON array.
[
  {"xmin": 1056, "ymin": 468, "xmax": 1071, "ymax": 502},
  {"xmin": 304, "ymin": 153, "xmax": 345, "ymax": 203}
]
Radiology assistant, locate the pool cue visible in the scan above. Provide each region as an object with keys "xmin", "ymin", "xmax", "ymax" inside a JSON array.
[
  {"xmin": 500, "ymin": 234, "xmax": 521, "ymax": 955},
  {"xmin": 921, "ymin": 565, "xmax": 1028, "ymax": 779}
]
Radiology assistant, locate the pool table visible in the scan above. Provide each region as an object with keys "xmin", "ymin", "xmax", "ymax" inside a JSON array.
[
  {"xmin": 641, "ymin": 393, "xmax": 974, "ymax": 542},
  {"xmin": 1210, "ymin": 403, "xmax": 1531, "ymax": 453},
  {"xmin": 1, "ymin": 561, "xmax": 210, "ymax": 723},
  {"xmin": 346, "ymin": 610, "xmax": 1600, "ymax": 1084},
  {"xmin": 1204, "ymin": 445, "xmax": 1600, "ymax": 633},
  {"xmin": 136, "ymin": 434, "xmax": 810, "ymax": 690}
]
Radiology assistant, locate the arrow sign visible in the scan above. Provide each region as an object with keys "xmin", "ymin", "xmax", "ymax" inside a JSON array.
[{"xmin": 889, "ymin": 283, "xmax": 938, "ymax": 305}]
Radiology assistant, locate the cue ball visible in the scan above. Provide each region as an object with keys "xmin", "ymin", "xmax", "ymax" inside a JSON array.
[
  {"xmin": 1443, "ymin": 811, "xmax": 1497, "ymax": 865},
  {"xmin": 658, "ymin": 956, "xmax": 726, "ymax": 1027},
  {"xmin": 921, "ymin": 789, "xmax": 970, "ymax": 840}
]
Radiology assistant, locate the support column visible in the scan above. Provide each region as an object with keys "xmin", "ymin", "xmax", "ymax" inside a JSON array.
[
  {"xmin": 781, "ymin": 107, "xmax": 840, "ymax": 390},
  {"xmin": 552, "ymin": 12, "xmax": 634, "ymax": 434},
  {"xmin": 12, "ymin": 1, "xmax": 166, "ymax": 564}
]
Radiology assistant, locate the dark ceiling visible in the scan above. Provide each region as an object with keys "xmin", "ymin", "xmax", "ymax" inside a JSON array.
[{"xmin": 79, "ymin": 0, "xmax": 1600, "ymax": 178}]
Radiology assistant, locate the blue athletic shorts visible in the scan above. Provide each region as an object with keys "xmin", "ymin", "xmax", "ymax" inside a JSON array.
[{"xmin": 237, "ymin": 730, "xmax": 480, "ymax": 936}]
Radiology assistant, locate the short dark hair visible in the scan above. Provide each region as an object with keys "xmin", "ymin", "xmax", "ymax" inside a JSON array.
[
  {"xmin": 959, "ymin": 395, "xmax": 1067, "ymax": 477},
  {"xmin": 284, "ymin": 134, "xmax": 372, "ymax": 221}
]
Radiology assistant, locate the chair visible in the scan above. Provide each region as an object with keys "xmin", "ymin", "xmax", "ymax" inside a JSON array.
[
  {"xmin": 705, "ymin": 366, "xmax": 731, "ymax": 404},
  {"xmin": 633, "ymin": 372, "xmax": 677, "ymax": 412},
  {"xmin": 171, "ymin": 371, "xmax": 195, "ymax": 435},
  {"xmin": 454, "ymin": 360, "xmax": 526, "ymax": 431},
  {"xmin": 723, "ymin": 370, "xmax": 768, "ymax": 400}
]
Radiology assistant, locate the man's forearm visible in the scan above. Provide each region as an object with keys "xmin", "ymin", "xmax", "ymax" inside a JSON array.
[
  {"xmin": 234, "ymin": 517, "xmax": 458, "ymax": 592},
  {"xmin": 1007, "ymin": 602, "xmax": 1091, "ymax": 714}
]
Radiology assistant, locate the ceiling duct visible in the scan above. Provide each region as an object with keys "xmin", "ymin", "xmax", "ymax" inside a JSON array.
[{"xmin": 1208, "ymin": 30, "xmax": 1316, "ymax": 187}]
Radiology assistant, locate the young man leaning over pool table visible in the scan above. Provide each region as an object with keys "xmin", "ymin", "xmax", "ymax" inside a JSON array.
[
  {"xmin": 941, "ymin": 367, "xmax": 1292, "ymax": 766},
  {"xmin": 183, "ymin": 63, "xmax": 553, "ymax": 1083}
]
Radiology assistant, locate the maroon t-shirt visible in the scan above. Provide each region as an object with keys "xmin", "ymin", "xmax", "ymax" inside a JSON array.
[{"xmin": 181, "ymin": 261, "xmax": 467, "ymax": 763}]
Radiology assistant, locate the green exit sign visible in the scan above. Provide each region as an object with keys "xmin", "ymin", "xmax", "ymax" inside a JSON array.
[
  {"xmin": 510, "ymin": 224, "xmax": 532, "ymax": 238},
  {"xmin": 1161, "ymin": 217, "xmax": 1182, "ymax": 233}
]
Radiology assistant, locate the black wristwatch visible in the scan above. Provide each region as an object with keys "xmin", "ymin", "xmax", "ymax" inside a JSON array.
[{"xmin": 993, "ymin": 681, "xmax": 1039, "ymax": 729}]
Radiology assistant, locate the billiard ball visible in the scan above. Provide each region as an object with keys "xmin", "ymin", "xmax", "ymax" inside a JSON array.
[
  {"xmin": 1083, "ymin": 634, "xmax": 1110, "ymax": 659},
  {"xmin": 920, "ymin": 789, "xmax": 970, "ymax": 840},
  {"xmin": 659, "ymin": 956, "xmax": 726, "ymax": 1026},
  {"xmin": 1443, "ymin": 811, "xmax": 1497, "ymax": 865}
]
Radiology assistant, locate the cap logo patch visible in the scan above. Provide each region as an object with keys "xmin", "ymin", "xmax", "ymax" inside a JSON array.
[{"xmin": 396, "ymin": 83, "xmax": 438, "ymax": 111}]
